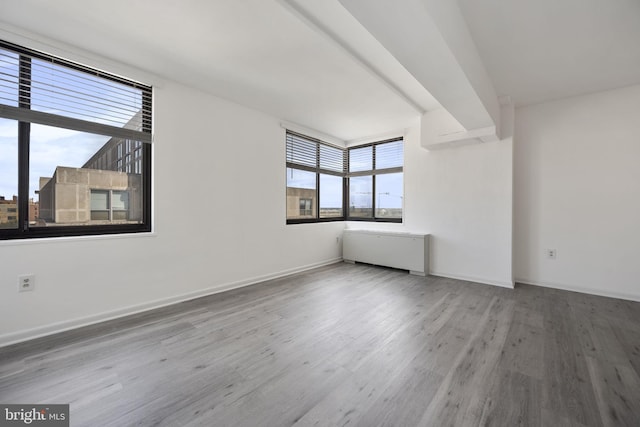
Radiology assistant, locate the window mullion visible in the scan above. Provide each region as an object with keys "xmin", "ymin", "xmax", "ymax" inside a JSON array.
[
  {"xmin": 17, "ymin": 55, "xmax": 32, "ymax": 232},
  {"xmin": 343, "ymin": 176, "xmax": 348, "ymax": 220},
  {"xmin": 316, "ymin": 142, "xmax": 321, "ymax": 219},
  {"xmin": 372, "ymin": 174, "xmax": 377, "ymax": 219},
  {"xmin": 316, "ymin": 171, "xmax": 320, "ymax": 219},
  {"xmin": 372, "ymin": 144, "xmax": 376, "ymax": 219}
]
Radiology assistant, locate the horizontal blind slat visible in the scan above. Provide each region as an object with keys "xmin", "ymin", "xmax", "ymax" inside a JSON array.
[
  {"xmin": 319, "ymin": 144, "xmax": 344, "ymax": 172},
  {"xmin": 286, "ymin": 131, "xmax": 347, "ymax": 173},
  {"xmin": 349, "ymin": 145, "xmax": 372, "ymax": 172},
  {"xmin": 0, "ymin": 41, "xmax": 151, "ymax": 137},
  {"xmin": 375, "ymin": 139, "xmax": 403, "ymax": 170},
  {"xmin": 286, "ymin": 133, "xmax": 317, "ymax": 167}
]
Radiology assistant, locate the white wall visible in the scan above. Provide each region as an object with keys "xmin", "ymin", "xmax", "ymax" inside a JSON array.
[
  {"xmin": 0, "ymin": 24, "xmax": 515, "ymax": 347},
  {"xmin": 410, "ymin": 114, "xmax": 513, "ymax": 287},
  {"xmin": 514, "ymin": 84, "xmax": 640, "ymax": 301},
  {"xmin": 348, "ymin": 108, "xmax": 513, "ymax": 288},
  {"xmin": 0, "ymin": 80, "xmax": 344, "ymax": 346}
]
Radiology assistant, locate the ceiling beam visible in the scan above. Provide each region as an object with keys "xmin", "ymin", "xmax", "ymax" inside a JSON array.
[{"xmin": 339, "ymin": 0, "xmax": 501, "ymax": 138}]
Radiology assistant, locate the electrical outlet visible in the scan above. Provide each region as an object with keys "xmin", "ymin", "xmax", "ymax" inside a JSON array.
[
  {"xmin": 18, "ymin": 274, "xmax": 35, "ymax": 292},
  {"xmin": 546, "ymin": 249, "xmax": 557, "ymax": 260}
]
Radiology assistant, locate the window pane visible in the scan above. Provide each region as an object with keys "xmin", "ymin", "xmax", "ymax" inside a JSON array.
[
  {"xmin": 31, "ymin": 58, "xmax": 144, "ymax": 130},
  {"xmin": 320, "ymin": 174, "xmax": 343, "ymax": 218},
  {"xmin": 0, "ymin": 119, "xmax": 18, "ymax": 229},
  {"xmin": 0, "ymin": 48, "xmax": 19, "ymax": 107},
  {"xmin": 286, "ymin": 135, "xmax": 316, "ymax": 167},
  {"xmin": 90, "ymin": 190, "xmax": 108, "ymax": 210},
  {"xmin": 299, "ymin": 198, "xmax": 313, "ymax": 216},
  {"xmin": 90, "ymin": 190, "xmax": 109, "ymax": 220},
  {"xmin": 112, "ymin": 191, "xmax": 129, "ymax": 210},
  {"xmin": 112, "ymin": 191, "xmax": 129, "ymax": 220},
  {"xmin": 32, "ymin": 124, "xmax": 144, "ymax": 226},
  {"xmin": 286, "ymin": 168, "xmax": 316, "ymax": 219},
  {"xmin": 112, "ymin": 210, "xmax": 128, "ymax": 220},
  {"xmin": 349, "ymin": 146, "xmax": 372, "ymax": 172},
  {"xmin": 375, "ymin": 173, "xmax": 403, "ymax": 219},
  {"xmin": 375, "ymin": 140, "xmax": 403, "ymax": 169},
  {"xmin": 349, "ymin": 175, "xmax": 372, "ymax": 218},
  {"xmin": 319, "ymin": 144, "xmax": 344, "ymax": 172}
]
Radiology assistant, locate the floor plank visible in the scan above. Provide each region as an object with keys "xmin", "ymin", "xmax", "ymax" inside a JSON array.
[{"xmin": 1, "ymin": 262, "xmax": 639, "ymax": 426}]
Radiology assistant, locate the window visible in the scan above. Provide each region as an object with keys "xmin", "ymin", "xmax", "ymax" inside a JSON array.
[
  {"xmin": 112, "ymin": 191, "xmax": 130, "ymax": 220},
  {"xmin": 348, "ymin": 139, "xmax": 403, "ymax": 221},
  {"xmin": 348, "ymin": 175, "xmax": 373, "ymax": 218},
  {"xmin": 0, "ymin": 39, "xmax": 152, "ymax": 239},
  {"xmin": 90, "ymin": 190, "xmax": 110, "ymax": 220},
  {"xmin": 285, "ymin": 131, "xmax": 403, "ymax": 224},
  {"xmin": 286, "ymin": 132, "xmax": 345, "ymax": 222},
  {"xmin": 299, "ymin": 198, "xmax": 313, "ymax": 216},
  {"xmin": 286, "ymin": 168, "xmax": 316, "ymax": 219},
  {"xmin": 91, "ymin": 190, "xmax": 130, "ymax": 221}
]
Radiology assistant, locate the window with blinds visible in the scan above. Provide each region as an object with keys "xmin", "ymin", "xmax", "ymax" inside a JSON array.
[
  {"xmin": 285, "ymin": 131, "xmax": 403, "ymax": 224},
  {"xmin": 286, "ymin": 131, "xmax": 346, "ymax": 221},
  {"xmin": 0, "ymin": 39, "xmax": 152, "ymax": 239},
  {"xmin": 348, "ymin": 138, "xmax": 404, "ymax": 220}
]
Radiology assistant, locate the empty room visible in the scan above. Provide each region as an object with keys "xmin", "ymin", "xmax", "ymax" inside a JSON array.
[{"xmin": 1, "ymin": 0, "xmax": 639, "ymax": 426}]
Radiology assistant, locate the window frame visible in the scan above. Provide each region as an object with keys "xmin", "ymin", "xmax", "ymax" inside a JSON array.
[
  {"xmin": 286, "ymin": 131, "xmax": 403, "ymax": 225},
  {"xmin": 286, "ymin": 131, "xmax": 346, "ymax": 224},
  {"xmin": 0, "ymin": 39, "xmax": 152, "ymax": 240},
  {"xmin": 346, "ymin": 138, "xmax": 404, "ymax": 223}
]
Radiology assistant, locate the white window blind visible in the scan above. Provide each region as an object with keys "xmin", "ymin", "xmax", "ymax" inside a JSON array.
[
  {"xmin": 286, "ymin": 132, "xmax": 316, "ymax": 167},
  {"xmin": 286, "ymin": 131, "xmax": 346, "ymax": 174},
  {"xmin": 348, "ymin": 139, "xmax": 403, "ymax": 176},
  {"xmin": 375, "ymin": 139, "xmax": 403, "ymax": 170},
  {"xmin": 319, "ymin": 144, "xmax": 344, "ymax": 172},
  {"xmin": 0, "ymin": 40, "xmax": 152, "ymax": 143},
  {"xmin": 349, "ymin": 146, "xmax": 373, "ymax": 173}
]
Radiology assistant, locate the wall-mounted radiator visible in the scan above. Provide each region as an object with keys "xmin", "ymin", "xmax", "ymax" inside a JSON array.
[{"xmin": 342, "ymin": 230, "xmax": 430, "ymax": 276}]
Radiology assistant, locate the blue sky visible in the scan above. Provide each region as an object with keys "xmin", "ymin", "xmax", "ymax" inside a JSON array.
[
  {"xmin": 0, "ymin": 119, "xmax": 18, "ymax": 199},
  {"xmin": 0, "ymin": 118, "xmax": 109, "ymax": 200},
  {"xmin": 287, "ymin": 167, "xmax": 403, "ymax": 209},
  {"xmin": 0, "ymin": 48, "xmax": 140, "ymax": 201}
]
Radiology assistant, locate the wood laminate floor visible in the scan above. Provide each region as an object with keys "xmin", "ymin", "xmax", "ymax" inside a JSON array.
[{"xmin": 1, "ymin": 263, "xmax": 639, "ymax": 426}]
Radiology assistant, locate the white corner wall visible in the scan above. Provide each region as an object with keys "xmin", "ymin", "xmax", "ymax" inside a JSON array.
[
  {"xmin": 0, "ymin": 79, "xmax": 344, "ymax": 346},
  {"xmin": 348, "ymin": 110, "xmax": 513, "ymax": 288},
  {"xmin": 409, "ymin": 119, "xmax": 513, "ymax": 287},
  {"xmin": 514, "ymin": 84, "xmax": 640, "ymax": 301}
]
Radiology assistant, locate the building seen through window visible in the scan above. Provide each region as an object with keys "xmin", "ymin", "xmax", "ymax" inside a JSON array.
[{"xmin": 34, "ymin": 121, "xmax": 145, "ymax": 227}]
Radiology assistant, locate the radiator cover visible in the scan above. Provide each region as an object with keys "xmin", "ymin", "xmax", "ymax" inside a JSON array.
[{"xmin": 342, "ymin": 230, "xmax": 430, "ymax": 276}]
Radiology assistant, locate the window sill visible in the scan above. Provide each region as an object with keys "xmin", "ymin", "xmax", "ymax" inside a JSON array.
[
  {"xmin": 0, "ymin": 231, "xmax": 157, "ymax": 247},
  {"xmin": 286, "ymin": 218, "xmax": 403, "ymax": 225}
]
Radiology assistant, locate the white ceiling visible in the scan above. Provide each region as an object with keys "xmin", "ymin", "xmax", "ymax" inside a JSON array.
[
  {"xmin": 1, "ymin": 0, "xmax": 639, "ymax": 139},
  {"xmin": 0, "ymin": 0, "xmax": 434, "ymax": 142},
  {"xmin": 458, "ymin": 0, "xmax": 640, "ymax": 106}
]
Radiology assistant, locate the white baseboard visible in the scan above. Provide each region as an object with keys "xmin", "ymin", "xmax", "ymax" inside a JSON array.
[
  {"xmin": 429, "ymin": 271, "xmax": 514, "ymax": 289},
  {"xmin": 0, "ymin": 258, "xmax": 343, "ymax": 348},
  {"xmin": 515, "ymin": 277, "xmax": 640, "ymax": 302}
]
